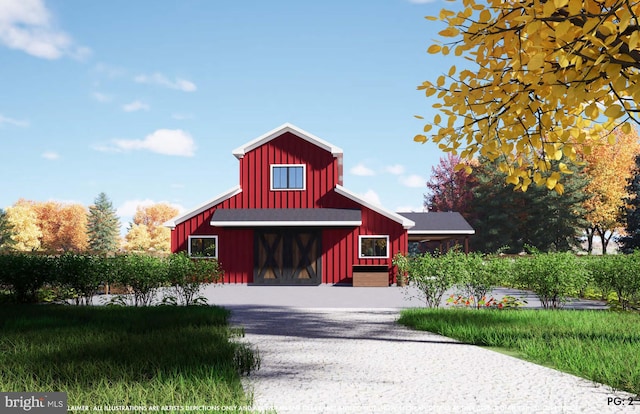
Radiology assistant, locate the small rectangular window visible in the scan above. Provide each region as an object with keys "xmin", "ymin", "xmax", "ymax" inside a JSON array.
[
  {"xmin": 359, "ymin": 235, "xmax": 389, "ymax": 259},
  {"xmin": 271, "ymin": 164, "xmax": 305, "ymax": 190},
  {"xmin": 188, "ymin": 236, "xmax": 218, "ymax": 258}
]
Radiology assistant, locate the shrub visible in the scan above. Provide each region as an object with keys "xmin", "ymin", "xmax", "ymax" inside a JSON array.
[
  {"xmin": 0, "ymin": 254, "xmax": 54, "ymax": 303},
  {"xmin": 167, "ymin": 252, "xmax": 223, "ymax": 305},
  {"xmin": 407, "ymin": 250, "xmax": 466, "ymax": 308},
  {"xmin": 56, "ymin": 254, "xmax": 106, "ymax": 305},
  {"xmin": 587, "ymin": 253, "xmax": 640, "ymax": 311},
  {"xmin": 113, "ymin": 254, "xmax": 169, "ymax": 306},
  {"xmin": 456, "ymin": 253, "xmax": 507, "ymax": 309},
  {"xmin": 512, "ymin": 252, "xmax": 587, "ymax": 309}
]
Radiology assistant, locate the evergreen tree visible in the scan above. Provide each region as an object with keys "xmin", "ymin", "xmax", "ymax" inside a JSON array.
[
  {"xmin": 0, "ymin": 208, "xmax": 15, "ymax": 251},
  {"xmin": 87, "ymin": 193, "xmax": 120, "ymax": 255},
  {"xmin": 470, "ymin": 158, "xmax": 590, "ymax": 253},
  {"xmin": 620, "ymin": 155, "xmax": 640, "ymax": 253}
]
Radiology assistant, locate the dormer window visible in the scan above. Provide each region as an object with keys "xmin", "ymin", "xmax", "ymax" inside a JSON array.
[{"xmin": 271, "ymin": 164, "xmax": 305, "ymax": 190}]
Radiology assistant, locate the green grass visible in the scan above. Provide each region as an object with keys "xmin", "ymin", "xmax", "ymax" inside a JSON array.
[
  {"xmin": 398, "ymin": 308, "xmax": 640, "ymax": 395},
  {"xmin": 0, "ymin": 305, "xmax": 259, "ymax": 412}
]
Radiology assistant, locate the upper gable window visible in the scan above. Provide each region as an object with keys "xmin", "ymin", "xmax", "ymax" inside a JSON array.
[{"xmin": 271, "ymin": 164, "xmax": 306, "ymax": 190}]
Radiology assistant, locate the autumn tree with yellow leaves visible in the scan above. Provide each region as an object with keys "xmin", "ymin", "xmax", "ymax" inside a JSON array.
[
  {"xmin": 124, "ymin": 203, "xmax": 179, "ymax": 253},
  {"xmin": 416, "ymin": 0, "xmax": 640, "ymax": 193},
  {"xmin": 580, "ymin": 128, "xmax": 640, "ymax": 254}
]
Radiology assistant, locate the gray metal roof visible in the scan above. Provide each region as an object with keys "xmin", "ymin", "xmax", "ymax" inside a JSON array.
[
  {"xmin": 210, "ymin": 208, "xmax": 362, "ymax": 227},
  {"xmin": 397, "ymin": 212, "xmax": 475, "ymax": 234}
]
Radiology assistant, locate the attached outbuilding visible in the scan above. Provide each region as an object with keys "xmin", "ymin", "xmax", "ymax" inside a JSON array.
[{"xmin": 165, "ymin": 124, "xmax": 474, "ymax": 285}]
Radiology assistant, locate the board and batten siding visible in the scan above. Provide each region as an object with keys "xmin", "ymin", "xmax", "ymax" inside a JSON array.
[{"xmin": 171, "ymin": 130, "xmax": 408, "ymax": 284}]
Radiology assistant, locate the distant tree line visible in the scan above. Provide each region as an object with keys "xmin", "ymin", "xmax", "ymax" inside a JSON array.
[
  {"xmin": 425, "ymin": 129, "xmax": 640, "ymax": 255},
  {"xmin": 0, "ymin": 193, "xmax": 178, "ymax": 255}
]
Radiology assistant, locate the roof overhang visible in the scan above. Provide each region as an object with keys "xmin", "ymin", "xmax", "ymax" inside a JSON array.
[
  {"xmin": 210, "ymin": 208, "xmax": 362, "ymax": 227},
  {"xmin": 164, "ymin": 186, "xmax": 242, "ymax": 229},
  {"xmin": 232, "ymin": 123, "xmax": 343, "ymax": 159},
  {"xmin": 334, "ymin": 185, "xmax": 415, "ymax": 229}
]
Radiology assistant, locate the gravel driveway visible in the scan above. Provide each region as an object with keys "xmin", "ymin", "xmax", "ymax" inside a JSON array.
[{"xmin": 205, "ymin": 285, "xmax": 637, "ymax": 414}]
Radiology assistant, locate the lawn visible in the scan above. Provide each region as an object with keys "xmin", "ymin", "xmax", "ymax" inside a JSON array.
[
  {"xmin": 398, "ymin": 308, "xmax": 640, "ymax": 395},
  {"xmin": 0, "ymin": 305, "xmax": 259, "ymax": 412}
]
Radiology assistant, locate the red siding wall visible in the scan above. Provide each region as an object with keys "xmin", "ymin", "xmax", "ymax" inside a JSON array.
[{"xmin": 170, "ymin": 131, "xmax": 408, "ymax": 284}]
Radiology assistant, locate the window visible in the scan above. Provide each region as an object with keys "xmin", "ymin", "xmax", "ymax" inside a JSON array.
[
  {"xmin": 188, "ymin": 236, "xmax": 218, "ymax": 258},
  {"xmin": 359, "ymin": 235, "xmax": 389, "ymax": 259},
  {"xmin": 271, "ymin": 164, "xmax": 305, "ymax": 190}
]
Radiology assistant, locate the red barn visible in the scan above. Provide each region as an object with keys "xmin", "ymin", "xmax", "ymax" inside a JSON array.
[{"xmin": 165, "ymin": 124, "xmax": 474, "ymax": 285}]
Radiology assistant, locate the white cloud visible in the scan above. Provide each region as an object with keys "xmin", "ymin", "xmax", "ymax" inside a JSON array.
[
  {"xmin": 0, "ymin": 0, "xmax": 91, "ymax": 60},
  {"xmin": 122, "ymin": 100, "xmax": 150, "ymax": 112},
  {"xmin": 108, "ymin": 129, "xmax": 196, "ymax": 157},
  {"xmin": 399, "ymin": 174, "xmax": 425, "ymax": 188},
  {"xmin": 134, "ymin": 72, "xmax": 197, "ymax": 92},
  {"xmin": 41, "ymin": 151, "xmax": 59, "ymax": 160},
  {"xmin": 359, "ymin": 190, "xmax": 382, "ymax": 206},
  {"xmin": 385, "ymin": 164, "xmax": 405, "ymax": 175},
  {"xmin": 93, "ymin": 62, "xmax": 126, "ymax": 78},
  {"xmin": 350, "ymin": 163, "xmax": 375, "ymax": 176},
  {"xmin": 91, "ymin": 92, "xmax": 112, "ymax": 103},
  {"xmin": 0, "ymin": 114, "xmax": 28, "ymax": 127}
]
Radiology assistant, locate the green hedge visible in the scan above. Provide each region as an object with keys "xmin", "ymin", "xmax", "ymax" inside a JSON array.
[
  {"xmin": 0, "ymin": 252, "xmax": 224, "ymax": 305},
  {"xmin": 398, "ymin": 251, "xmax": 639, "ymax": 310}
]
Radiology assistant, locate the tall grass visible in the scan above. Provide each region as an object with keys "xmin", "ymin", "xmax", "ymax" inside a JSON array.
[
  {"xmin": 0, "ymin": 305, "xmax": 259, "ymax": 410},
  {"xmin": 398, "ymin": 309, "xmax": 640, "ymax": 395}
]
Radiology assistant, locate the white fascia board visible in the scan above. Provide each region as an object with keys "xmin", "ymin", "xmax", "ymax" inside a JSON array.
[
  {"xmin": 334, "ymin": 185, "xmax": 415, "ymax": 229},
  {"xmin": 408, "ymin": 229, "xmax": 476, "ymax": 235},
  {"xmin": 232, "ymin": 123, "xmax": 343, "ymax": 159},
  {"xmin": 164, "ymin": 186, "xmax": 242, "ymax": 228},
  {"xmin": 210, "ymin": 220, "xmax": 362, "ymax": 227}
]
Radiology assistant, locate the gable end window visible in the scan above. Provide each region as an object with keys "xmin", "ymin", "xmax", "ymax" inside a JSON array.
[
  {"xmin": 188, "ymin": 235, "xmax": 218, "ymax": 258},
  {"xmin": 271, "ymin": 164, "xmax": 305, "ymax": 190},
  {"xmin": 359, "ymin": 235, "xmax": 389, "ymax": 259}
]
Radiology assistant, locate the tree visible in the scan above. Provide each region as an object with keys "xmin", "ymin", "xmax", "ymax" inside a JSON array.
[
  {"xmin": 0, "ymin": 208, "xmax": 15, "ymax": 251},
  {"xmin": 620, "ymin": 154, "xmax": 640, "ymax": 253},
  {"xmin": 31, "ymin": 201, "xmax": 88, "ymax": 253},
  {"xmin": 580, "ymin": 128, "xmax": 640, "ymax": 254},
  {"xmin": 425, "ymin": 153, "xmax": 476, "ymax": 220},
  {"xmin": 87, "ymin": 193, "xmax": 121, "ymax": 255},
  {"xmin": 416, "ymin": 0, "xmax": 640, "ymax": 191},
  {"xmin": 125, "ymin": 203, "xmax": 178, "ymax": 253},
  {"xmin": 5, "ymin": 201, "xmax": 42, "ymax": 251},
  {"xmin": 470, "ymin": 158, "xmax": 589, "ymax": 253}
]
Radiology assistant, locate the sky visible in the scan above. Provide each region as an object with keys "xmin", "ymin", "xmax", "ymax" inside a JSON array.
[{"xmin": 0, "ymin": 0, "xmax": 457, "ymax": 231}]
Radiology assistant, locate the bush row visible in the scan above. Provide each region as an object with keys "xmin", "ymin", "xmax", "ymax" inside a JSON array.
[
  {"xmin": 397, "ymin": 251, "xmax": 640, "ymax": 310},
  {"xmin": 0, "ymin": 252, "xmax": 224, "ymax": 305}
]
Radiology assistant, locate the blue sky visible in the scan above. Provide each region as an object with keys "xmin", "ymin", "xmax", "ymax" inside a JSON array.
[{"xmin": 0, "ymin": 0, "xmax": 454, "ymax": 230}]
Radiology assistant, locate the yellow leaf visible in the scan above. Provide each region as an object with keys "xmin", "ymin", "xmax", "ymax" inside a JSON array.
[
  {"xmin": 546, "ymin": 172, "xmax": 560, "ymax": 190},
  {"xmin": 630, "ymin": 31, "xmax": 640, "ymax": 51},
  {"xmin": 448, "ymin": 65, "xmax": 456, "ymax": 76},
  {"xmin": 528, "ymin": 53, "xmax": 545, "ymax": 70},
  {"xmin": 479, "ymin": 9, "xmax": 491, "ymax": 23},
  {"xmin": 622, "ymin": 122, "xmax": 632, "ymax": 134},
  {"xmin": 554, "ymin": 183, "xmax": 565, "ymax": 195},
  {"xmin": 506, "ymin": 174, "xmax": 519, "ymax": 185},
  {"xmin": 425, "ymin": 16, "xmax": 438, "ymax": 21},
  {"xmin": 568, "ymin": 0, "xmax": 581, "ymax": 15},
  {"xmin": 554, "ymin": 0, "xmax": 568, "ymax": 8},
  {"xmin": 439, "ymin": 27, "xmax": 460, "ymax": 37},
  {"xmin": 423, "ymin": 124, "xmax": 433, "ymax": 132},
  {"xmin": 604, "ymin": 104, "xmax": 624, "ymax": 119},
  {"xmin": 414, "ymin": 134, "xmax": 427, "ymax": 143},
  {"xmin": 608, "ymin": 134, "xmax": 616, "ymax": 145},
  {"xmin": 434, "ymin": 114, "xmax": 442, "ymax": 124},
  {"xmin": 437, "ymin": 75, "xmax": 445, "ymax": 87},
  {"xmin": 414, "ymin": 115, "xmax": 424, "ymax": 119},
  {"xmin": 428, "ymin": 44, "xmax": 442, "ymax": 54}
]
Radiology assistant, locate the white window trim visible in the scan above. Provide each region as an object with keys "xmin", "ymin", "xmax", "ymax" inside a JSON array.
[
  {"xmin": 270, "ymin": 164, "xmax": 306, "ymax": 191},
  {"xmin": 188, "ymin": 235, "xmax": 218, "ymax": 258},
  {"xmin": 358, "ymin": 235, "xmax": 389, "ymax": 259}
]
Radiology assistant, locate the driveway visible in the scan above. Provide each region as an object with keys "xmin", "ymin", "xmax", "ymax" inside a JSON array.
[{"xmin": 200, "ymin": 285, "xmax": 633, "ymax": 414}]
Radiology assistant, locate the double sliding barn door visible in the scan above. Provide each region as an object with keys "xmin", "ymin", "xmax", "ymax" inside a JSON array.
[{"xmin": 253, "ymin": 228, "xmax": 321, "ymax": 285}]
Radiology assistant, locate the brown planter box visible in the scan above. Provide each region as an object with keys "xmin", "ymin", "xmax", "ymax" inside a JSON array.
[{"xmin": 352, "ymin": 265, "xmax": 389, "ymax": 287}]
